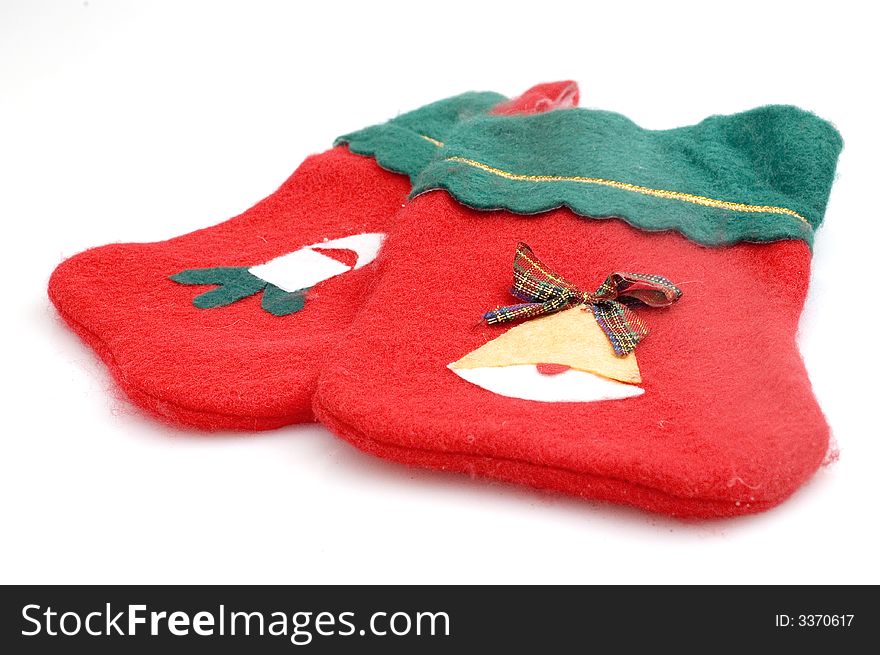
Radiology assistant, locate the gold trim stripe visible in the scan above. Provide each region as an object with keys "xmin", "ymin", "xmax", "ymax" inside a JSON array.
[
  {"xmin": 420, "ymin": 134, "xmax": 444, "ymax": 147},
  {"xmin": 444, "ymin": 156, "xmax": 811, "ymax": 229}
]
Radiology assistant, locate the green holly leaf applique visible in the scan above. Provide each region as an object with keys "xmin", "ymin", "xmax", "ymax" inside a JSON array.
[
  {"xmin": 170, "ymin": 267, "xmax": 309, "ymax": 317},
  {"xmin": 260, "ymin": 283, "xmax": 307, "ymax": 316}
]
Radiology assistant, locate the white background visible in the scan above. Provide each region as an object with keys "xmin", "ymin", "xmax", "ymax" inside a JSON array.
[{"xmin": 2, "ymin": 0, "xmax": 877, "ymax": 584}]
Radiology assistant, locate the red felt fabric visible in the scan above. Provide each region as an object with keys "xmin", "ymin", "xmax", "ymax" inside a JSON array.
[
  {"xmin": 313, "ymin": 192, "xmax": 829, "ymax": 518},
  {"xmin": 50, "ymin": 148, "xmax": 409, "ymax": 430},
  {"xmin": 50, "ymin": 83, "xmax": 578, "ymax": 431},
  {"xmin": 491, "ymin": 81, "xmax": 579, "ymax": 115}
]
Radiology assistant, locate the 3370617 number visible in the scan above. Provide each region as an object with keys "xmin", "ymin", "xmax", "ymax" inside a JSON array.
[
  {"xmin": 799, "ymin": 614, "xmax": 853, "ymax": 627},
  {"xmin": 775, "ymin": 614, "xmax": 854, "ymax": 627}
]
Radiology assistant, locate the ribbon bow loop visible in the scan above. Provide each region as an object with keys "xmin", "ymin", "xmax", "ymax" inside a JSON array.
[
  {"xmin": 589, "ymin": 272, "xmax": 682, "ymax": 307},
  {"xmin": 483, "ymin": 243, "xmax": 682, "ymax": 357}
]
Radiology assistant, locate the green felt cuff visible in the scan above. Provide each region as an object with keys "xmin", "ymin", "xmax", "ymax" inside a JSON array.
[
  {"xmin": 335, "ymin": 91, "xmax": 506, "ymax": 181},
  {"xmin": 411, "ymin": 106, "xmax": 842, "ymax": 246}
]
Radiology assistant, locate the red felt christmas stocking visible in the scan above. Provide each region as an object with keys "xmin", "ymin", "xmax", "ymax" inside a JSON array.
[
  {"xmin": 313, "ymin": 103, "xmax": 842, "ymax": 518},
  {"xmin": 49, "ymin": 82, "xmax": 579, "ymax": 431}
]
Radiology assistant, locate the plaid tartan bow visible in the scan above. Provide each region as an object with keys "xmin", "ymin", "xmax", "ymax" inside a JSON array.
[{"xmin": 483, "ymin": 243, "xmax": 682, "ymax": 357}]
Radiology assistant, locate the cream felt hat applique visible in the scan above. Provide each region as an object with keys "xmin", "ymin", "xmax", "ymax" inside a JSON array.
[{"xmin": 449, "ymin": 243, "xmax": 681, "ymax": 402}]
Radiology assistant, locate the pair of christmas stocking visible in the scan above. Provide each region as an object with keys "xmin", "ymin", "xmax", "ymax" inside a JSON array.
[
  {"xmin": 312, "ymin": 103, "xmax": 842, "ymax": 518},
  {"xmin": 49, "ymin": 82, "xmax": 579, "ymax": 430}
]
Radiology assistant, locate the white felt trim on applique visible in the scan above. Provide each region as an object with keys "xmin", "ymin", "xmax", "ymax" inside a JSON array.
[
  {"xmin": 448, "ymin": 364, "xmax": 644, "ymax": 403},
  {"xmin": 248, "ymin": 233, "xmax": 386, "ymax": 292},
  {"xmin": 312, "ymin": 232, "xmax": 385, "ymax": 270},
  {"xmin": 249, "ymin": 249, "xmax": 351, "ymax": 292}
]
